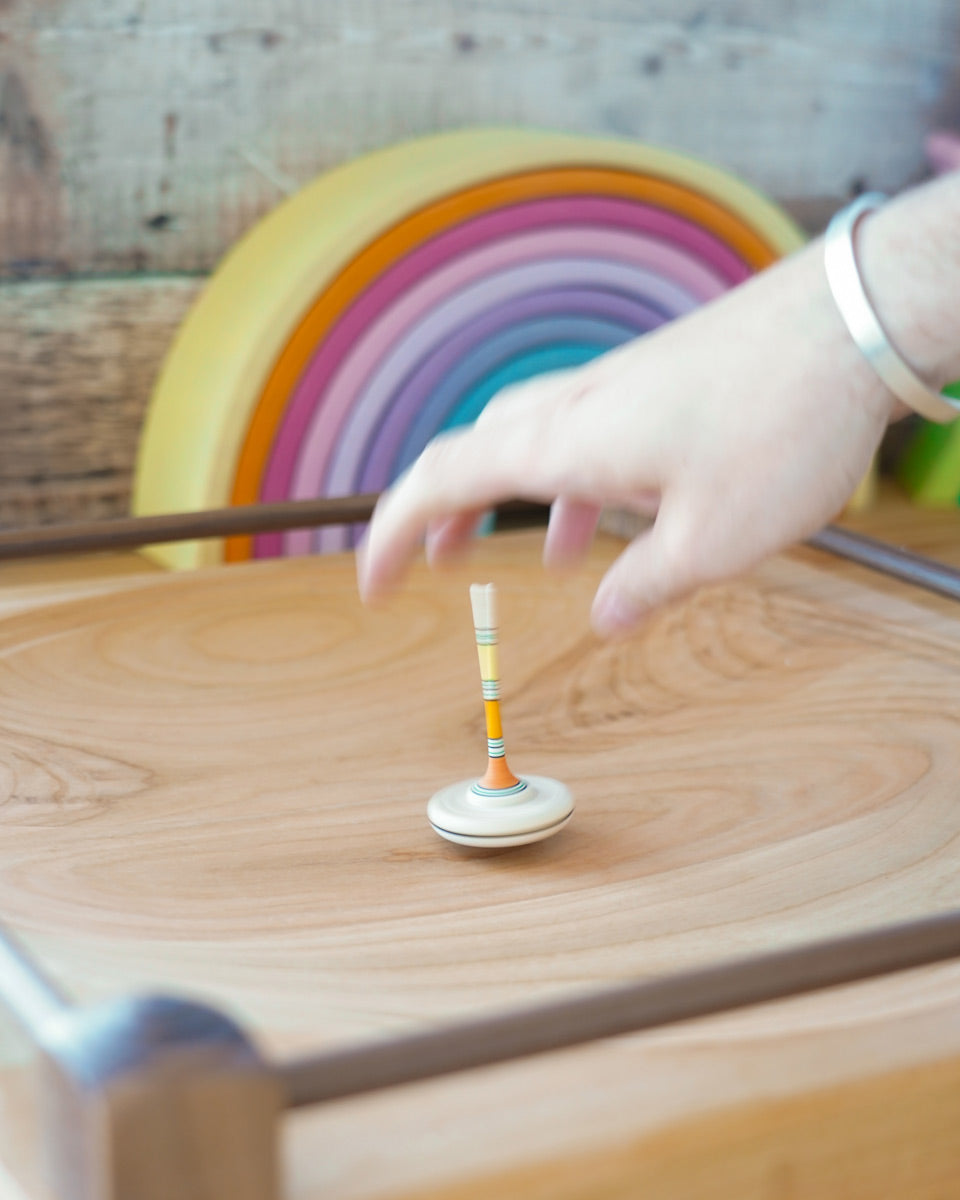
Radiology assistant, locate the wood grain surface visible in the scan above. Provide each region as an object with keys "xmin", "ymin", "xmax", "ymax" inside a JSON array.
[
  {"xmin": 1, "ymin": 530, "xmax": 959, "ymax": 1198},
  {"xmin": 838, "ymin": 479, "xmax": 960, "ymax": 566}
]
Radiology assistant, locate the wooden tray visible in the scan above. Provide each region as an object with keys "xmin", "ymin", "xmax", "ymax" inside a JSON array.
[{"xmin": 1, "ymin": 531, "xmax": 959, "ymax": 1198}]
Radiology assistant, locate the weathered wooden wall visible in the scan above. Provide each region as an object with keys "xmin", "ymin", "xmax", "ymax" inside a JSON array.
[
  {"xmin": 1, "ymin": 0, "xmax": 959, "ymax": 526},
  {"xmin": 3, "ymin": 0, "xmax": 960, "ymax": 277},
  {"xmin": 0, "ymin": 278, "xmax": 201, "ymax": 526}
]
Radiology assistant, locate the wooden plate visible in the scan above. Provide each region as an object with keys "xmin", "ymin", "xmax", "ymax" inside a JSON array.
[{"xmin": 1, "ymin": 531, "xmax": 959, "ymax": 1198}]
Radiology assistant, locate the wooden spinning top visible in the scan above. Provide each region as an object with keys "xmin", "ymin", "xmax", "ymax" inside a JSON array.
[{"xmin": 427, "ymin": 583, "xmax": 574, "ymax": 848}]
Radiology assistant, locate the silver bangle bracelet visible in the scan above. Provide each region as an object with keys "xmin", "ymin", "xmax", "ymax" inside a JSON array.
[{"xmin": 823, "ymin": 192, "xmax": 960, "ymax": 424}]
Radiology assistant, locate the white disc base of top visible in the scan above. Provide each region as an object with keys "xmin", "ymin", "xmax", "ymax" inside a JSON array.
[{"xmin": 427, "ymin": 775, "xmax": 574, "ymax": 848}]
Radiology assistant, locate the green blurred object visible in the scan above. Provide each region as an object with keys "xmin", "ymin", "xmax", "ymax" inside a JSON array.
[{"xmin": 897, "ymin": 380, "xmax": 960, "ymax": 505}]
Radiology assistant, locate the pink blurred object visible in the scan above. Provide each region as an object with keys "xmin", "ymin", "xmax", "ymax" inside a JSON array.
[{"xmin": 925, "ymin": 130, "xmax": 960, "ymax": 174}]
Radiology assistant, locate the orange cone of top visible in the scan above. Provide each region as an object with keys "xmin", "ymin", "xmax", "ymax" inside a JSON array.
[{"xmin": 481, "ymin": 758, "xmax": 521, "ymax": 790}]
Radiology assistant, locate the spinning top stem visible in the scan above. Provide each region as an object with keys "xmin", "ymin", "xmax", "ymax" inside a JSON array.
[{"xmin": 470, "ymin": 582, "xmax": 524, "ymax": 795}]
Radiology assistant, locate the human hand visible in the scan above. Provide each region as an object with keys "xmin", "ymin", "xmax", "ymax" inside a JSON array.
[{"xmin": 356, "ymin": 237, "xmax": 900, "ymax": 637}]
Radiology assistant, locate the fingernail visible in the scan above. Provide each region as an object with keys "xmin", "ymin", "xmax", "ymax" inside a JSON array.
[
  {"xmin": 355, "ymin": 543, "xmax": 375, "ymax": 603},
  {"xmin": 591, "ymin": 590, "xmax": 636, "ymax": 638}
]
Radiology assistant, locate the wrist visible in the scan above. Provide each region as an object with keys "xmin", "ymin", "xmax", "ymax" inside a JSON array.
[
  {"xmin": 855, "ymin": 175, "xmax": 960, "ymax": 391},
  {"xmin": 791, "ymin": 235, "xmax": 901, "ymax": 429}
]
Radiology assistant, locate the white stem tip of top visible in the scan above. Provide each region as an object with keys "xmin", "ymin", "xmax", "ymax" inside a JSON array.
[{"xmin": 470, "ymin": 582, "xmax": 497, "ymax": 635}]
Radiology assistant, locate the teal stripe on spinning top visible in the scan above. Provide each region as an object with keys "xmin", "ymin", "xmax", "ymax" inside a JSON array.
[{"xmin": 471, "ymin": 780, "xmax": 529, "ymax": 798}]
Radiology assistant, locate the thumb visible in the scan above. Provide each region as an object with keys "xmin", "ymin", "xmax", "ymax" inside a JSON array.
[{"xmin": 590, "ymin": 517, "xmax": 698, "ymax": 638}]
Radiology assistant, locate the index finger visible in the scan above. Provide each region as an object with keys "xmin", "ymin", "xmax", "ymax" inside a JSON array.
[{"xmin": 357, "ymin": 406, "xmax": 565, "ymax": 601}]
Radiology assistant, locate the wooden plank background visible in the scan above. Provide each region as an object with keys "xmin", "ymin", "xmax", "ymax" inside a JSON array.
[{"xmin": 1, "ymin": 0, "xmax": 959, "ymax": 527}]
